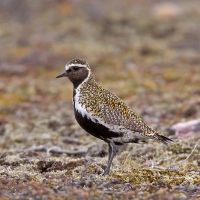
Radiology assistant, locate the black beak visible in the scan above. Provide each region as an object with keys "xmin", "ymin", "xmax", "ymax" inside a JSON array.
[{"xmin": 56, "ymin": 72, "xmax": 67, "ymax": 78}]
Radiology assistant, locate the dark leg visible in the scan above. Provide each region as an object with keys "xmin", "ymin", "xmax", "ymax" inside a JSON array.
[{"xmin": 103, "ymin": 140, "xmax": 117, "ymax": 175}]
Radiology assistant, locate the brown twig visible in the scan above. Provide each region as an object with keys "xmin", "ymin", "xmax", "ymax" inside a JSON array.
[{"xmin": 18, "ymin": 145, "xmax": 87, "ymax": 156}]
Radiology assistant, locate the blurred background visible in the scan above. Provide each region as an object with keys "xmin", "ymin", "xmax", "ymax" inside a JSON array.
[
  {"xmin": 1, "ymin": 0, "xmax": 200, "ymax": 142},
  {"xmin": 0, "ymin": 0, "xmax": 200, "ymax": 143},
  {"xmin": 0, "ymin": 0, "xmax": 200, "ymax": 110},
  {"xmin": 0, "ymin": 0, "xmax": 200, "ymax": 198}
]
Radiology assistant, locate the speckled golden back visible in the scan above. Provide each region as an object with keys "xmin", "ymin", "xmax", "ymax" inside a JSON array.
[{"xmin": 77, "ymin": 75, "xmax": 157, "ymax": 138}]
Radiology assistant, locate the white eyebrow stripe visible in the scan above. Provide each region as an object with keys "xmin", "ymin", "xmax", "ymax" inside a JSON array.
[{"xmin": 65, "ymin": 64, "xmax": 85, "ymax": 70}]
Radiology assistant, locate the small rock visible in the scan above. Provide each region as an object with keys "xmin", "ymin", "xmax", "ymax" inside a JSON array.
[
  {"xmin": 171, "ymin": 119, "xmax": 200, "ymax": 138},
  {"xmin": 153, "ymin": 3, "xmax": 182, "ymax": 20}
]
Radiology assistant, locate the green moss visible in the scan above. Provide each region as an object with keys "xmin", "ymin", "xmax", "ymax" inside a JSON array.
[
  {"xmin": 111, "ymin": 168, "xmax": 199, "ymax": 185},
  {"xmin": 167, "ymin": 142, "xmax": 192, "ymax": 154}
]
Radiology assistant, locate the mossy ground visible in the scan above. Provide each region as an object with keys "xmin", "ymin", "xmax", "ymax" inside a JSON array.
[{"xmin": 0, "ymin": 0, "xmax": 200, "ymax": 199}]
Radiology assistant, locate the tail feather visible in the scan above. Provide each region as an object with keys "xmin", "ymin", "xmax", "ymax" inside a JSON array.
[{"xmin": 154, "ymin": 134, "xmax": 173, "ymax": 145}]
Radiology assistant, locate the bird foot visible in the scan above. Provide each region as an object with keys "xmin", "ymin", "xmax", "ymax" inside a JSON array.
[{"xmin": 102, "ymin": 168, "xmax": 110, "ymax": 176}]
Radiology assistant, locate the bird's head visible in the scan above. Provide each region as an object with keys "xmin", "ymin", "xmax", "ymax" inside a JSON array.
[{"xmin": 56, "ymin": 58, "xmax": 91, "ymax": 87}]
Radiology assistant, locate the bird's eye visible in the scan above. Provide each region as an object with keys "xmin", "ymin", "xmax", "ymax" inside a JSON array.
[{"xmin": 73, "ymin": 66, "xmax": 79, "ymax": 71}]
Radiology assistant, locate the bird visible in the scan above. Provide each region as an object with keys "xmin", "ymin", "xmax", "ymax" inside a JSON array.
[{"xmin": 56, "ymin": 58, "xmax": 173, "ymax": 175}]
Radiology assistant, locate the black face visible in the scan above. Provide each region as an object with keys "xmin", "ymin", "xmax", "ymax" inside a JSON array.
[{"xmin": 56, "ymin": 65, "xmax": 90, "ymax": 88}]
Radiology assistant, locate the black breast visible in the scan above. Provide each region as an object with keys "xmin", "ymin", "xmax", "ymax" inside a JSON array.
[{"xmin": 74, "ymin": 109, "xmax": 121, "ymax": 143}]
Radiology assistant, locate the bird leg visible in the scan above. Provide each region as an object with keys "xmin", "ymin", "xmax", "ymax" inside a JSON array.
[{"xmin": 103, "ymin": 140, "xmax": 117, "ymax": 175}]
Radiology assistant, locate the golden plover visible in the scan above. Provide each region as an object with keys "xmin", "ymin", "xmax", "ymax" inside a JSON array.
[{"xmin": 56, "ymin": 58, "xmax": 173, "ymax": 175}]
